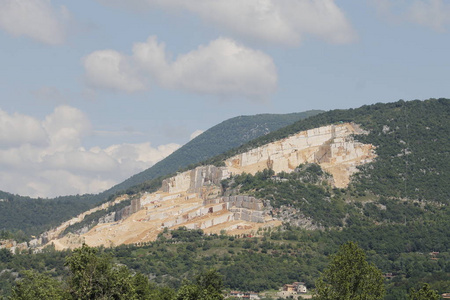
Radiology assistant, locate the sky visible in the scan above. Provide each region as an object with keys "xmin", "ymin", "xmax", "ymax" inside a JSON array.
[{"xmin": 1, "ymin": 0, "xmax": 449, "ymax": 198}]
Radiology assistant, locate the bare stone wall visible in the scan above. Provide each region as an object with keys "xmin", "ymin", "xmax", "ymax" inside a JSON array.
[
  {"xmin": 99, "ymin": 212, "xmax": 116, "ymax": 224},
  {"xmin": 224, "ymin": 123, "xmax": 376, "ymax": 188},
  {"xmin": 114, "ymin": 198, "xmax": 141, "ymax": 221},
  {"xmin": 221, "ymin": 195, "xmax": 265, "ymax": 211},
  {"xmin": 161, "ymin": 166, "xmax": 229, "ymax": 194},
  {"xmin": 203, "ymin": 195, "xmax": 267, "ymax": 223}
]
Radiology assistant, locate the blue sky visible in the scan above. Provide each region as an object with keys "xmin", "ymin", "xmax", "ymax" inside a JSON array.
[{"xmin": 1, "ymin": 0, "xmax": 449, "ymax": 197}]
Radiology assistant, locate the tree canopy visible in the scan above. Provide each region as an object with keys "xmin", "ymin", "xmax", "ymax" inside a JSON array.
[
  {"xmin": 314, "ymin": 241, "xmax": 385, "ymax": 300},
  {"xmin": 408, "ymin": 283, "xmax": 440, "ymax": 300}
]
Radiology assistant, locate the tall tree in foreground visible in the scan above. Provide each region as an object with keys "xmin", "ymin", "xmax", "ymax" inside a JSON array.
[{"xmin": 313, "ymin": 241, "xmax": 385, "ymax": 300}]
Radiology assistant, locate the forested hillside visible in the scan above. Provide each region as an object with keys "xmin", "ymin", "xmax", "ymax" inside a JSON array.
[
  {"xmin": 75, "ymin": 98, "xmax": 449, "ymax": 232},
  {"xmin": 105, "ymin": 110, "xmax": 322, "ymax": 194},
  {"xmin": 207, "ymin": 98, "xmax": 450, "ymax": 203},
  {"xmin": 1, "ymin": 218, "xmax": 448, "ymax": 299},
  {"xmin": 1, "ymin": 99, "xmax": 449, "ymax": 300},
  {"xmin": 0, "ymin": 192, "xmax": 100, "ymax": 237},
  {"xmin": 0, "ymin": 111, "xmax": 321, "ymax": 236}
]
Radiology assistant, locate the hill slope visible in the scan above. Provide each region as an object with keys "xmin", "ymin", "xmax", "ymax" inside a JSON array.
[
  {"xmin": 1, "ymin": 99, "xmax": 449, "ymax": 300},
  {"xmin": 47, "ymin": 98, "xmax": 449, "ymax": 249},
  {"xmin": 105, "ymin": 110, "xmax": 322, "ymax": 194},
  {"xmin": 0, "ymin": 110, "xmax": 321, "ymax": 236},
  {"xmin": 0, "ymin": 191, "xmax": 99, "ymax": 238},
  {"xmin": 206, "ymin": 98, "xmax": 449, "ymax": 202}
]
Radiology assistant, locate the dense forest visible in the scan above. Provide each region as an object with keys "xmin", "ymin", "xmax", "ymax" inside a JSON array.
[{"xmin": 0, "ymin": 192, "xmax": 101, "ymax": 237}]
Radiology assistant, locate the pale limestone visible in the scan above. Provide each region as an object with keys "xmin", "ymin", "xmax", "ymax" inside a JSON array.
[
  {"xmin": 46, "ymin": 123, "xmax": 374, "ymax": 250},
  {"xmin": 225, "ymin": 123, "xmax": 375, "ymax": 187}
]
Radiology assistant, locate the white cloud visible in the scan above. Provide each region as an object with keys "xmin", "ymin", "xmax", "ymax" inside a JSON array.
[
  {"xmin": 0, "ymin": 109, "xmax": 47, "ymax": 148},
  {"xmin": 162, "ymin": 38, "xmax": 277, "ymax": 98},
  {"xmin": 93, "ymin": 129, "xmax": 145, "ymax": 138},
  {"xmin": 0, "ymin": 106, "xmax": 180, "ymax": 197},
  {"xmin": 42, "ymin": 150, "xmax": 119, "ymax": 173},
  {"xmin": 82, "ymin": 50, "xmax": 146, "ymax": 93},
  {"xmin": 407, "ymin": 0, "xmax": 450, "ymax": 31},
  {"xmin": 371, "ymin": 0, "xmax": 450, "ymax": 31},
  {"xmin": 42, "ymin": 105, "xmax": 92, "ymax": 152},
  {"xmin": 190, "ymin": 130, "xmax": 203, "ymax": 140},
  {"xmin": 97, "ymin": 0, "xmax": 357, "ymax": 45},
  {"xmin": 132, "ymin": 35, "xmax": 168, "ymax": 77},
  {"xmin": 102, "ymin": 142, "xmax": 180, "ymax": 168},
  {"xmin": 84, "ymin": 36, "xmax": 277, "ymax": 100},
  {"xmin": 0, "ymin": 0, "xmax": 70, "ymax": 44}
]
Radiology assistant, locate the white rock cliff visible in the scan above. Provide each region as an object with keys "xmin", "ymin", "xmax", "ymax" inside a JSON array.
[
  {"xmin": 225, "ymin": 122, "xmax": 375, "ymax": 187},
  {"xmin": 45, "ymin": 123, "xmax": 375, "ymax": 250}
]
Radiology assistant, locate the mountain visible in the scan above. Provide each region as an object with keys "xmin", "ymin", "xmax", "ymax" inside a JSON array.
[
  {"xmin": 0, "ymin": 191, "xmax": 100, "ymax": 238},
  {"xmin": 0, "ymin": 110, "xmax": 322, "ymax": 236},
  {"xmin": 44, "ymin": 98, "xmax": 449, "ymax": 249},
  {"xmin": 104, "ymin": 110, "xmax": 323, "ymax": 195},
  {"xmin": 115, "ymin": 98, "xmax": 449, "ymax": 207},
  {"xmin": 50, "ymin": 121, "xmax": 376, "ymax": 249},
  {"xmin": 1, "ymin": 99, "xmax": 449, "ymax": 299},
  {"xmin": 205, "ymin": 98, "xmax": 449, "ymax": 202}
]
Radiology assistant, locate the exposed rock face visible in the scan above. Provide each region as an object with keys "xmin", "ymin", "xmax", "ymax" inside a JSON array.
[
  {"xmin": 44, "ymin": 123, "xmax": 375, "ymax": 250},
  {"xmin": 161, "ymin": 166, "xmax": 229, "ymax": 194},
  {"xmin": 224, "ymin": 123, "xmax": 375, "ymax": 187},
  {"xmin": 204, "ymin": 196, "xmax": 267, "ymax": 223},
  {"xmin": 33, "ymin": 195, "xmax": 131, "ymax": 249},
  {"xmin": 49, "ymin": 189, "xmax": 279, "ymax": 250},
  {"xmin": 114, "ymin": 198, "xmax": 142, "ymax": 221},
  {"xmin": 99, "ymin": 212, "xmax": 116, "ymax": 224},
  {"xmin": 0, "ymin": 239, "xmax": 30, "ymax": 254}
]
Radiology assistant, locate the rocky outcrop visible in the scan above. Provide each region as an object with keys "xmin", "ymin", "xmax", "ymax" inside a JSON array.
[
  {"xmin": 161, "ymin": 166, "xmax": 229, "ymax": 194},
  {"xmin": 204, "ymin": 195, "xmax": 268, "ymax": 223},
  {"xmin": 99, "ymin": 212, "xmax": 116, "ymax": 224},
  {"xmin": 0, "ymin": 239, "xmax": 32, "ymax": 254},
  {"xmin": 42, "ymin": 123, "xmax": 375, "ymax": 250},
  {"xmin": 114, "ymin": 198, "xmax": 142, "ymax": 221},
  {"xmin": 224, "ymin": 123, "xmax": 375, "ymax": 187}
]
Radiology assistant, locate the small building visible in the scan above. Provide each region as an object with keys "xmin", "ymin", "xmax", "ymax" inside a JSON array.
[
  {"xmin": 247, "ymin": 292, "xmax": 260, "ymax": 299},
  {"xmin": 429, "ymin": 252, "xmax": 439, "ymax": 260},
  {"xmin": 283, "ymin": 284, "xmax": 296, "ymax": 292},
  {"xmin": 283, "ymin": 282, "xmax": 307, "ymax": 294},
  {"xmin": 278, "ymin": 282, "xmax": 309, "ymax": 299},
  {"xmin": 293, "ymin": 282, "xmax": 307, "ymax": 294},
  {"xmin": 442, "ymin": 293, "xmax": 450, "ymax": 299},
  {"xmin": 227, "ymin": 291, "xmax": 260, "ymax": 299},
  {"xmin": 229, "ymin": 291, "xmax": 245, "ymax": 298}
]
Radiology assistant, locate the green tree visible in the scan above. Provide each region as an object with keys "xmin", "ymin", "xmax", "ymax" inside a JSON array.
[
  {"xmin": 314, "ymin": 242, "xmax": 385, "ymax": 300},
  {"xmin": 132, "ymin": 273, "xmax": 175, "ymax": 300},
  {"xmin": 174, "ymin": 283, "xmax": 201, "ymax": 300},
  {"xmin": 408, "ymin": 283, "xmax": 440, "ymax": 300},
  {"xmin": 10, "ymin": 270, "xmax": 65, "ymax": 300},
  {"xmin": 195, "ymin": 269, "xmax": 224, "ymax": 300},
  {"xmin": 174, "ymin": 269, "xmax": 224, "ymax": 300},
  {"xmin": 65, "ymin": 243, "xmax": 137, "ymax": 300},
  {"xmin": 0, "ymin": 248, "xmax": 13, "ymax": 263}
]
